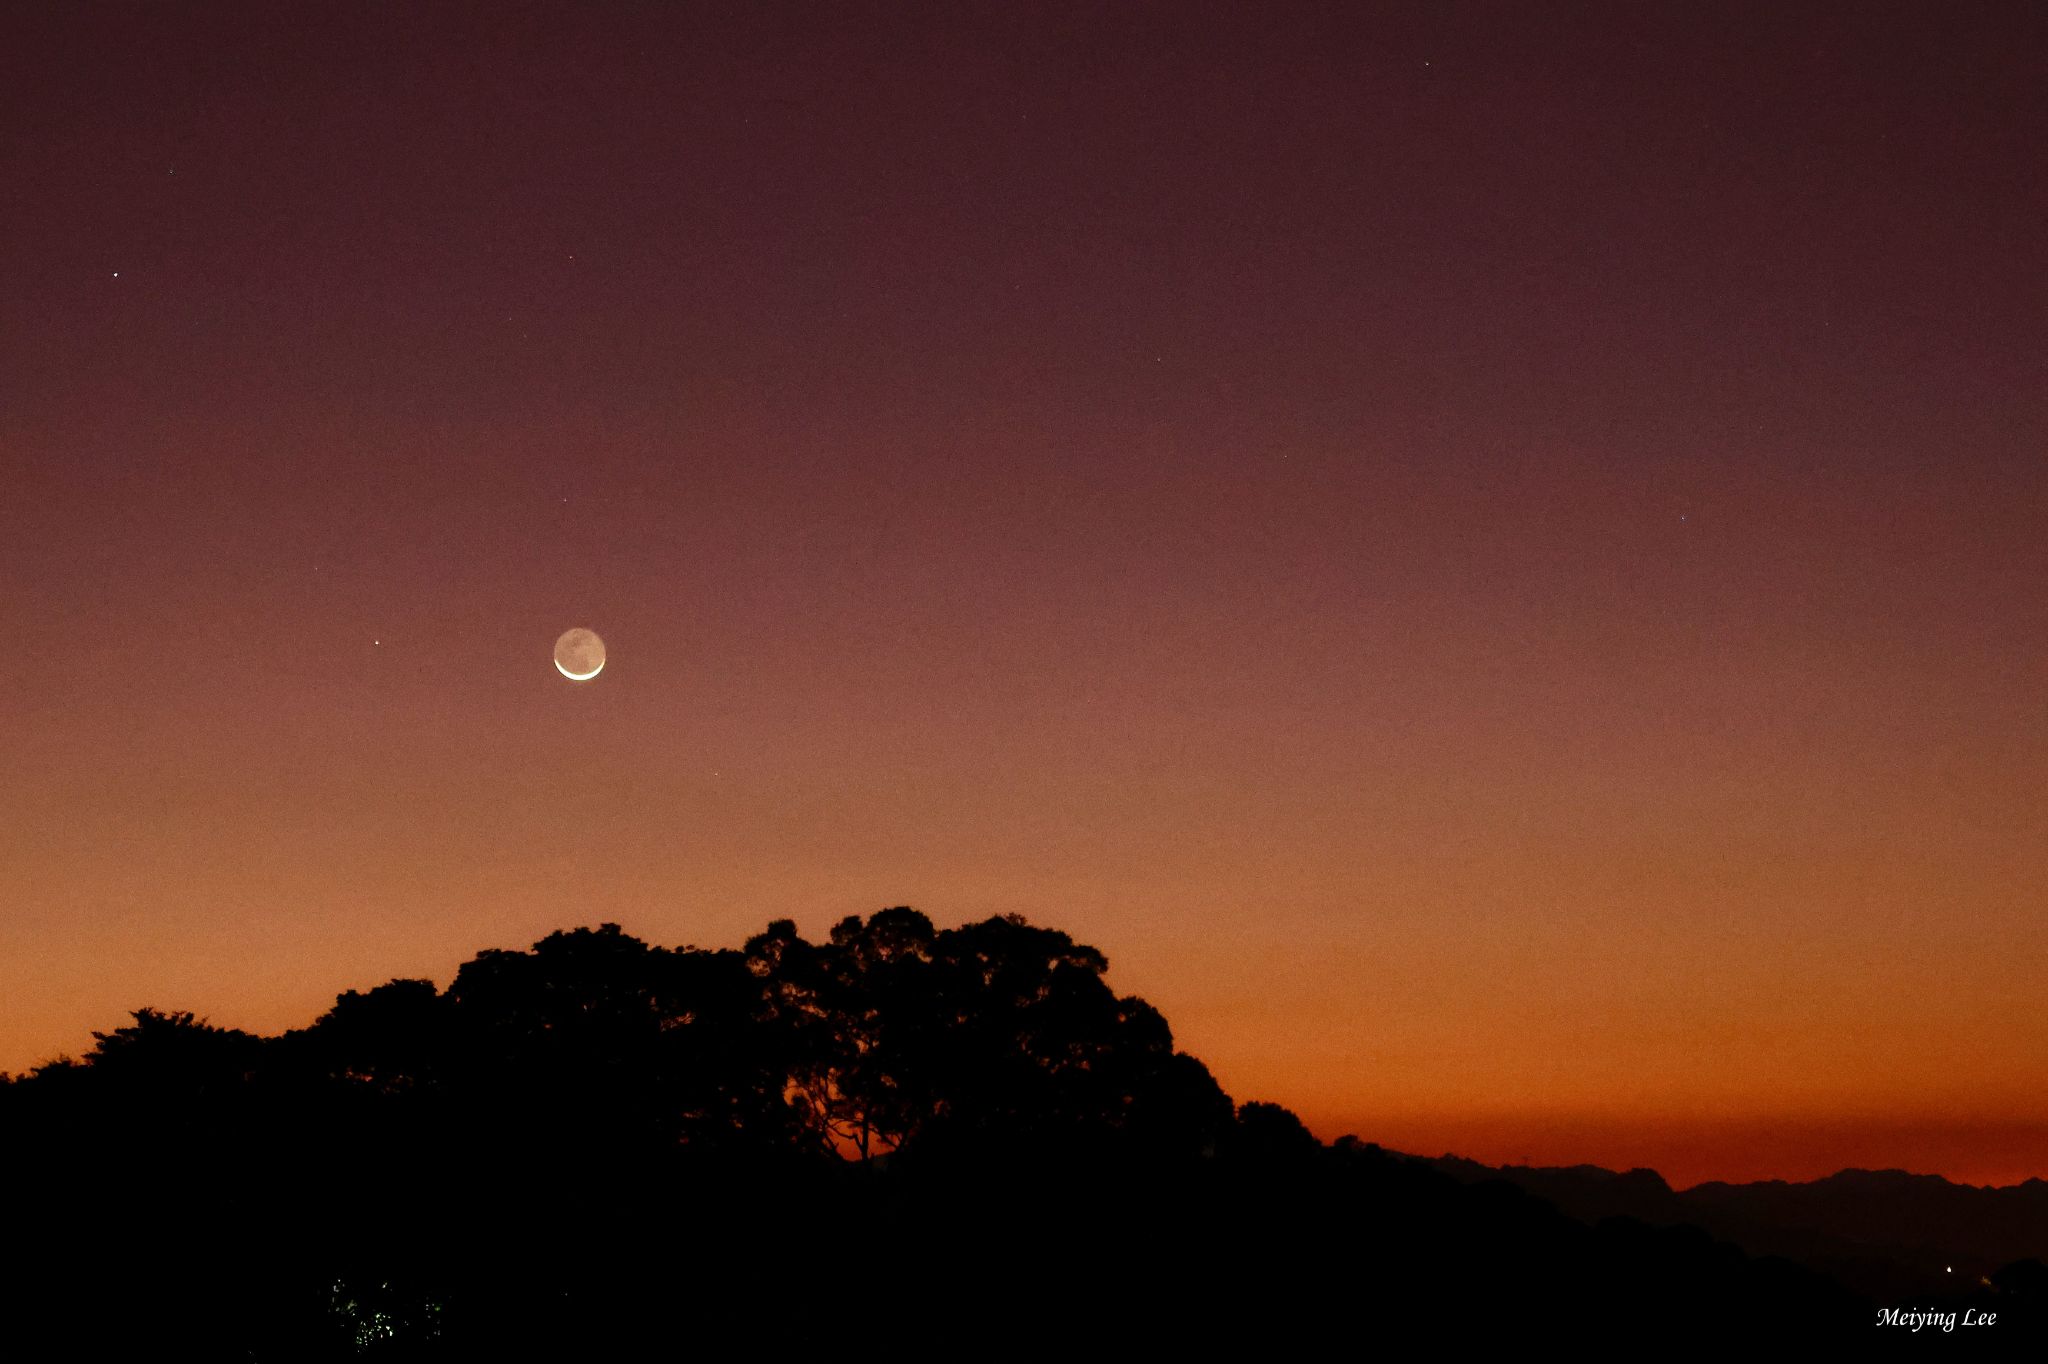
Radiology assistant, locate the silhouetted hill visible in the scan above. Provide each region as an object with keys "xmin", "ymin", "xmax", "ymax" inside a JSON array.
[
  {"xmin": 1424, "ymin": 1153, "xmax": 2048, "ymax": 1303},
  {"xmin": 1, "ymin": 912, "xmax": 2034, "ymax": 1352}
]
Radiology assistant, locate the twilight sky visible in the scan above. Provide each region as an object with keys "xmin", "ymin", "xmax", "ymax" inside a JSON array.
[{"xmin": 3, "ymin": 2, "xmax": 2043, "ymax": 1187}]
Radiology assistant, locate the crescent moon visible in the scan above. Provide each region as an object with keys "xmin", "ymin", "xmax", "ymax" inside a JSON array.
[{"xmin": 552, "ymin": 627, "xmax": 607, "ymax": 681}]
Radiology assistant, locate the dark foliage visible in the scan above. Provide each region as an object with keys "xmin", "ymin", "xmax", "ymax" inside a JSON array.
[{"xmin": 1, "ymin": 910, "xmax": 2021, "ymax": 1354}]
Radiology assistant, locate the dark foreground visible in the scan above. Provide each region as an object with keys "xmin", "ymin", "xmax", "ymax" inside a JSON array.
[{"xmin": 5, "ymin": 912, "xmax": 2038, "ymax": 1353}]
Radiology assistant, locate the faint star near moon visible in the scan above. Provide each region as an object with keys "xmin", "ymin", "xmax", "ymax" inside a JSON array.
[{"xmin": 553, "ymin": 627, "xmax": 606, "ymax": 681}]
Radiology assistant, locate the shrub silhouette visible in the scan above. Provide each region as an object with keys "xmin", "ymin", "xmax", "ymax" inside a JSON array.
[{"xmin": 0, "ymin": 909, "xmax": 1971, "ymax": 1353}]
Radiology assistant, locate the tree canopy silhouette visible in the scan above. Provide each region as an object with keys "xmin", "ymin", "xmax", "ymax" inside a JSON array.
[{"xmin": 2, "ymin": 908, "xmax": 2018, "ymax": 1355}]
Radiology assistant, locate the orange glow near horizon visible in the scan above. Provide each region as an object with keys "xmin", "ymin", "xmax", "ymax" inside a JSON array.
[{"xmin": 2, "ymin": 5, "xmax": 2043, "ymax": 1192}]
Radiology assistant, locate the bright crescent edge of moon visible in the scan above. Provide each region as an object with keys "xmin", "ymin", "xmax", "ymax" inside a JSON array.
[{"xmin": 555, "ymin": 657, "xmax": 604, "ymax": 681}]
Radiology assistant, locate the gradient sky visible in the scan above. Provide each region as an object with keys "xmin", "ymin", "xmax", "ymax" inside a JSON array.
[{"xmin": 3, "ymin": 2, "xmax": 2043, "ymax": 1188}]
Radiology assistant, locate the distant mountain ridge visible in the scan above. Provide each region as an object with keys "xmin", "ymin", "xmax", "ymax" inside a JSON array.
[{"xmin": 1417, "ymin": 1153, "xmax": 2048, "ymax": 1299}]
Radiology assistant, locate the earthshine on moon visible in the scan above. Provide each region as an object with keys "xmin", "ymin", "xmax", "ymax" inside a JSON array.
[{"xmin": 553, "ymin": 627, "xmax": 606, "ymax": 681}]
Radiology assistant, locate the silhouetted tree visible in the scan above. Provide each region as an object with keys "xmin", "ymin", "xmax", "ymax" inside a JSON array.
[
  {"xmin": 1231, "ymin": 1099, "xmax": 1321, "ymax": 1162},
  {"xmin": 1996, "ymin": 1258, "xmax": 2048, "ymax": 1299},
  {"xmin": 0, "ymin": 909, "xmax": 1979, "ymax": 1354}
]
